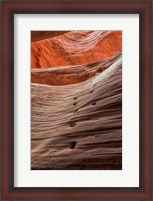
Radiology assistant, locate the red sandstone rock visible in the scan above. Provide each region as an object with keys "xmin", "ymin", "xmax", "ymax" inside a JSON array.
[
  {"xmin": 31, "ymin": 31, "xmax": 122, "ymax": 68},
  {"xmin": 31, "ymin": 52, "xmax": 121, "ymax": 86}
]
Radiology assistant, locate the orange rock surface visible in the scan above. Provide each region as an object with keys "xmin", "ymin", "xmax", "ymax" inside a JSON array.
[
  {"xmin": 31, "ymin": 31, "xmax": 122, "ymax": 68},
  {"xmin": 31, "ymin": 52, "xmax": 121, "ymax": 86}
]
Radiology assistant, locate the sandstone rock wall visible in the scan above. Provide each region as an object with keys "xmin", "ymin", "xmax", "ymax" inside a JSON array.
[{"xmin": 31, "ymin": 54, "xmax": 122, "ymax": 170}]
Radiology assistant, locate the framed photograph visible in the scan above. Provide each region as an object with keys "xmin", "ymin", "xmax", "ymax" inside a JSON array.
[{"xmin": 1, "ymin": 0, "xmax": 152, "ymax": 200}]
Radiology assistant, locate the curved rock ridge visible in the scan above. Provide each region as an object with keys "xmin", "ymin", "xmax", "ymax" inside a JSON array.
[
  {"xmin": 31, "ymin": 31, "xmax": 122, "ymax": 68},
  {"xmin": 31, "ymin": 52, "xmax": 121, "ymax": 86},
  {"xmin": 52, "ymin": 31, "xmax": 111, "ymax": 55},
  {"xmin": 31, "ymin": 55, "xmax": 122, "ymax": 170}
]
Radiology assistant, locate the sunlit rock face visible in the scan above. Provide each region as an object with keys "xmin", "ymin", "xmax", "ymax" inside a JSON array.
[
  {"xmin": 31, "ymin": 31, "xmax": 122, "ymax": 69},
  {"xmin": 31, "ymin": 31, "xmax": 122, "ymax": 170}
]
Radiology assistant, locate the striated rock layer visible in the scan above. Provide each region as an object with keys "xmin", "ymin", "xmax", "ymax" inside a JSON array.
[
  {"xmin": 31, "ymin": 53, "xmax": 121, "ymax": 86},
  {"xmin": 31, "ymin": 31, "xmax": 122, "ymax": 68},
  {"xmin": 31, "ymin": 54, "xmax": 122, "ymax": 170}
]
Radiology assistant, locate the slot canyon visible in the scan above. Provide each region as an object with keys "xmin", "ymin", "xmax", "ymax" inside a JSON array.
[{"xmin": 31, "ymin": 31, "xmax": 122, "ymax": 170}]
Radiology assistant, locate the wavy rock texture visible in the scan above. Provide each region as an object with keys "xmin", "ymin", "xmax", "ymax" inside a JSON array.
[
  {"xmin": 31, "ymin": 52, "xmax": 121, "ymax": 86},
  {"xmin": 31, "ymin": 54, "xmax": 122, "ymax": 170},
  {"xmin": 31, "ymin": 31, "xmax": 122, "ymax": 68}
]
